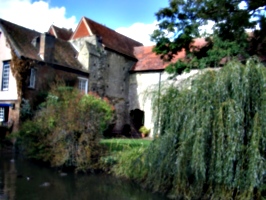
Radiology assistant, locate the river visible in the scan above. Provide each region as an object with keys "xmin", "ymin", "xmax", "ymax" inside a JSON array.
[{"xmin": 0, "ymin": 149, "xmax": 167, "ymax": 200}]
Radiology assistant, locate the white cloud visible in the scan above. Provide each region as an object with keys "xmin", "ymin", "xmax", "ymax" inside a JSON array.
[
  {"xmin": 116, "ymin": 21, "xmax": 158, "ymax": 46},
  {"xmin": 199, "ymin": 20, "xmax": 215, "ymax": 35},
  {"xmin": 0, "ymin": 0, "xmax": 77, "ymax": 32},
  {"xmin": 116, "ymin": 20, "xmax": 216, "ymax": 46}
]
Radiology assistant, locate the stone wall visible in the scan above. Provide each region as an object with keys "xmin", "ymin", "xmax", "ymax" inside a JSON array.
[
  {"xmin": 88, "ymin": 48, "xmax": 136, "ymax": 134},
  {"xmin": 129, "ymin": 70, "xmax": 203, "ymax": 137},
  {"xmin": 73, "ymin": 36, "xmax": 138, "ymax": 135},
  {"xmin": 103, "ymin": 51, "xmax": 136, "ymax": 133}
]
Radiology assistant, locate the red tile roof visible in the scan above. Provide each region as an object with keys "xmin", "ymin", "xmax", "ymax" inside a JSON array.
[
  {"xmin": 0, "ymin": 18, "xmax": 84, "ymax": 71},
  {"xmin": 132, "ymin": 46, "xmax": 184, "ymax": 72},
  {"xmin": 48, "ymin": 25, "xmax": 73, "ymax": 41},
  {"xmin": 72, "ymin": 17, "xmax": 143, "ymax": 58},
  {"xmin": 132, "ymin": 38, "xmax": 208, "ymax": 72}
]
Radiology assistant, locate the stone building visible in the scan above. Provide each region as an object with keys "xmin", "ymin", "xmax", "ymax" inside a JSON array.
[{"xmin": 0, "ymin": 16, "xmax": 203, "ymax": 137}]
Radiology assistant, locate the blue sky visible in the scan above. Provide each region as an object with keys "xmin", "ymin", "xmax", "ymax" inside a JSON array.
[
  {"xmin": 0, "ymin": 0, "xmax": 169, "ymax": 45},
  {"xmin": 48, "ymin": 0, "xmax": 168, "ymax": 29}
]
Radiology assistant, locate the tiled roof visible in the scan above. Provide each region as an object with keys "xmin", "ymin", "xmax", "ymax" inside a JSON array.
[
  {"xmin": 48, "ymin": 25, "xmax": 73, "ymax": 41},
  {"xmin": 132, "ymin": 46, "xmax": 184, "ymax": 72},
  {"xmin": 0, "ymin": 19, "xmax": 40, "ymax": 60},
  {"xmin": 132, "ymin": 38, "xmax": 208, "ymax": 72},
  {"xmin": 0, "ymin": 18, "xmax": 84, "ymax": 71},
  {"xmin": 74, "ymin": 17, "xmax": 143, "ymax": 58}
]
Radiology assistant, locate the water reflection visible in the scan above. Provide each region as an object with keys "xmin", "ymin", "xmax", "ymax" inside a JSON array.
[{"xmin": 0, "ymin": 150, "xmax": 167, "ymax": 200}]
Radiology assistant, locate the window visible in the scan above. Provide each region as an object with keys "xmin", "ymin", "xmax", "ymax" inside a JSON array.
[
  {"xmin": 0, "ymin": 106, "xmax": 9, "ymax": 123},
  {"xmin": 78, "ymin": 77, "xmax": 88, "ymax": 93},
  {"xmin": 2, "ymin": 61, "xmax": 10, "ymax": 91},
  {"xmin": 0, "ymin": 107, "xmax": 4, "ymax": 122},
  {"xmin": 28, "ymin": 68, "xmax": 36, "ymax": 88}
]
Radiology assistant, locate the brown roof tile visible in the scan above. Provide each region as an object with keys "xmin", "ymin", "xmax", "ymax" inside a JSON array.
[
  {"xmin": 0, "ymin": 18, "xmax": 40, "ymax": 60},
  {"xmin": 0, "ymin": 18, "xmax": 83, "ymax": 71},
  {"xmin": 48, "ymin": 25, "xmax": 73, "ymax": 41},
  {"xmin": 132, "ymin": 38, "xmax": 208, "ymax": 72},
  {"xmin": 73, "ymin": 17, "xmax": 143, "ymax": 58},
  {"xmin": 132, "ymin": 46, "xmax": 184, "ymax": 72}
]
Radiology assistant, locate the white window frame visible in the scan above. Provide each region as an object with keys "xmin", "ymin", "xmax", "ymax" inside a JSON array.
[
  {"xmin": 78, "ymin": 77, "xmax": 88, "ymax": 93},
  {"xmin": 28, "ymin": 68, "xmax": 36, "ymax": 88},
  {"xmin": 2, "ymin": 62, "xmax": 10, "ymax": 91},
  {"xmin": 0, "ymin": 107, "xmax": 4, "ymax": 122}
]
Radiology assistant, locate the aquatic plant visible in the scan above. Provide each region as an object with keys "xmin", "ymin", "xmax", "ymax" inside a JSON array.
[{"xmin": 123, "ymin": 58, "xmax": 266, "ymax": 199}]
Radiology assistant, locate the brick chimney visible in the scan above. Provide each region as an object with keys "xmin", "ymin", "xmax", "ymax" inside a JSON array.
[{"xmin": 39, "ymin": 32, "xmax": 55, "ymax": 62}]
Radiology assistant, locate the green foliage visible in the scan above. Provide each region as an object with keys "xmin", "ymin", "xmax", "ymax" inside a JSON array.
[
  {"xmin": 122, "ymin": 59, "xmax": 266, "ymax": 199},
  {"xmin": 112, "ymin": 147, "xmax": 147, "ymax": 179},
  {"xmin": 139, "ymin": 126, "xmax": 150, "ymax": 136},
  {"xmin": 152, "ymin": 0, "xmax": 266, "ymax": 74},
  {"xmin": 20, "ymin": 98, "xmax": 33, "ymax": 121},
  {"xmin": 16, "ymin": 86, "xmax": 114, "ymax": 171}
]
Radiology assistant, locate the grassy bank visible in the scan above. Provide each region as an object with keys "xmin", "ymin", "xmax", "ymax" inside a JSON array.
[
  {"xmin": 100, "ymin": 138, "xmax": 151, "ymax": 152},
  {"xmin": 100, "ymin": 138, "xmax": 152, "ymax": 174}
]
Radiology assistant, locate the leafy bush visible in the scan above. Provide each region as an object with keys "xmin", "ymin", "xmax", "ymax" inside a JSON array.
[
  {"xmin": 122, "ymin": 59, "xmax": 266, "ymax": 199},
  {"xmin": 20, "ymin": 98, "xmax": 33, "ymax": 121},
  {"xmin": 17, "ymin": 86, "xmax": 114, "ymax": 171},
  {"xmin": 139, "ymin": 126, "xmax": 150, "ymax": 137}
]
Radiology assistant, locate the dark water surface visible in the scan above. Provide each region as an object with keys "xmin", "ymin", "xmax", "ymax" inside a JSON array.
[{"xmin": 0, "ymin": 150, "xmax": 167, "ymax": 200}]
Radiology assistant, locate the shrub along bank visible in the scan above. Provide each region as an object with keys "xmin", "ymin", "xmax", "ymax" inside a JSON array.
[{"xmin": 14, "ymin": 86, "xmax": 114, "ymax": 172}]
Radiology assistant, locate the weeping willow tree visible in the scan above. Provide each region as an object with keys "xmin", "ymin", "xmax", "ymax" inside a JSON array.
[{"xmin": 120, "ymin": 59, "xmax": 266, "ymax": 199}]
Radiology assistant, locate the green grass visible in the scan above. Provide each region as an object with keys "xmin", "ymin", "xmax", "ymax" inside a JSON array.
[
  {"xmin": 100, "ymin": 138, "xmax": 151, "ymax": 152},
  {"xmin": 99, "ymin": 138, "xmax": 152, "ymax": 173}
]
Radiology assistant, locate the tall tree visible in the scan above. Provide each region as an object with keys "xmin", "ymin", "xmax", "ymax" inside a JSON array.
[{"xmin": 152, "ymin": 0, "xmax": 266, "ymax": 74}]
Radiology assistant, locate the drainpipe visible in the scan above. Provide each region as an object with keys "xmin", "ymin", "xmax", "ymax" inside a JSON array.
[{"xmin": 155, "ymin": 71, "xmax": 162, "ymax": 137}]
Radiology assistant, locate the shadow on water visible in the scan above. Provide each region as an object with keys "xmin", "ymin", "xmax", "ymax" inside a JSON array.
[{"xmin": 0, "ymin": 149, "xmax": 168, "ymax": 200}]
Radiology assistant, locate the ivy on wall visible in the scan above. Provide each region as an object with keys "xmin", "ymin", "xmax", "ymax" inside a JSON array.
[{"xmin": 10, "ymin": 49, "xmax": 34, "ymax": 99}]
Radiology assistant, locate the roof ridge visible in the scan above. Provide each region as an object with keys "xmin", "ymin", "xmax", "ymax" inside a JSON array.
[
  {"xmin": 83, "ymin": 16, "xmax": 143, "ymax": 45},
  {"xmin": 0, "ymin": 18, "xmax": 40, "ymax": 34}
]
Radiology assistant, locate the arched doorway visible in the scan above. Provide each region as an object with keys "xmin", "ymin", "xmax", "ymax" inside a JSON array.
[{"xmin": 130, "ymin": 109, "xmax": 144, "ymax": 134}]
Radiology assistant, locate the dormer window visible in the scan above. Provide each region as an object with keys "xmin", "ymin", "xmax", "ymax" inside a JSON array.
[{"xmin": 31, "ymin": 36, "xmax": 40, "ymax": 49}]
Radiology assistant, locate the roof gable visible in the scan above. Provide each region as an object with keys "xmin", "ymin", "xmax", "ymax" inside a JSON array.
[
  {"xmin": 71, "ymin": 18, "xmax": 91, "ymax": 40},
  {"xmin": 72, "ymin": 17, "xmax": 143, "ymax": 58},
  {"xmin": 48, "ymin": 25, "xmax": 73, "ymax": 41}
]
